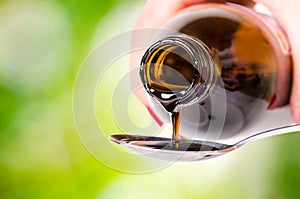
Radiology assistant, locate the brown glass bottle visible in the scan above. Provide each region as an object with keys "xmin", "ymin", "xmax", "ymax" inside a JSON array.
[{"xmin": 140, "ymin": 1, "xmax": 292, "ymax": 145}]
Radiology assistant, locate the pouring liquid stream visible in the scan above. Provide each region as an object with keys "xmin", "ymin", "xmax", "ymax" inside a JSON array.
[
  {"xmin": 171, "ymin": 108, "xmax": 182, "ymax": 149},
  {"xmin": 142, "ymin": 42, "xmax": 200, "ymax": 150}
]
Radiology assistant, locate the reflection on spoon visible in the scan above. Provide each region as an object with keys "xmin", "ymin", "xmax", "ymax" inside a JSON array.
[{"xmin": 110, "ymin": 124, "xmax": 300, "ymax": 162}]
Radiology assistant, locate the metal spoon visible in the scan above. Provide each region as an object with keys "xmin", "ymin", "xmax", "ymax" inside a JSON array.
[{"xmin": 110, "ymin": 124, "xmax": 300, "ymax": 162}]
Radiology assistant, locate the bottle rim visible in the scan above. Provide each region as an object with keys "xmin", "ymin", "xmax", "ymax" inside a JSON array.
[{"xmin": 140, "ymin": 35, "xmax": 218, "ymax": 107}]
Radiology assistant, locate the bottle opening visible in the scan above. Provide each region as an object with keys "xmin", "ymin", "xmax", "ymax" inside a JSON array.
[{"xmin": 140, "ymin": 37, "xmax": 202, "ymax": 105}]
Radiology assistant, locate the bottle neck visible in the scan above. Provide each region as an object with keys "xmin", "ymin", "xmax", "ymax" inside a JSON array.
[{"xmin": 140, "ymin": 35, "xmax": 218, "ymax": 111}]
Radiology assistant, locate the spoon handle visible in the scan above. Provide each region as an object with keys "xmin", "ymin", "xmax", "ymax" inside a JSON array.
[{"xmin": 235, "ymin": 124, "xmax": 300, "ymax": 148}]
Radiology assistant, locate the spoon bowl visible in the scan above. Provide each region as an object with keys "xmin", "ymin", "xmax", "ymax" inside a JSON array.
[{"xmin": 110, "ymin": 124, "xmax": 300, "ymax": 161}]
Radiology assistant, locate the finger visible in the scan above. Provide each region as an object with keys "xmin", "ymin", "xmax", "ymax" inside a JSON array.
[{"xmin": 257, "ymin": 0, "xmax": 300, "ymax": 123}]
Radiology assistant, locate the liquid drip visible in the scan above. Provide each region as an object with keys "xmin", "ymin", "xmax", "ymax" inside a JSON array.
[
  {"xmin": 171, "ymin": 109, "xmax": 182, "ymax": 149},
  {"xmin": 142, "ymin": 42, "xmax": 199, "ymax": 148}
]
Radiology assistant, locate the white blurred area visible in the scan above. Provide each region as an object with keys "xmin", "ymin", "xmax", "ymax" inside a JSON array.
[{"xmin": 0, "ymin": 0, "xmax": 71, "ymax": 92}]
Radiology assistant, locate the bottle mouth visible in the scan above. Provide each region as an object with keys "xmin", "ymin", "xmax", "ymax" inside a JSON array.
[{"xmin": 140, "ymin": 35, "xmax": 217, "ymax": 107}]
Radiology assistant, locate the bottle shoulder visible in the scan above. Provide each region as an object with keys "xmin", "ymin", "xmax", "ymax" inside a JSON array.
[{"xmin": 162, "ymin": 2, "xmax": 290, "ymax": 55}]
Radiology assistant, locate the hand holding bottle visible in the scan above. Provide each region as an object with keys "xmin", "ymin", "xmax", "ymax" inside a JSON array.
[{"xmin": 135, "ymin": 0, "xmax": 300, "ymax": 123}]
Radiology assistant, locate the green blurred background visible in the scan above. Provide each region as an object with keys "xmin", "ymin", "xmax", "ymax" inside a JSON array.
[{"xmin": 0, "ymin": 0, "xmax": 300, "ymax": 198}]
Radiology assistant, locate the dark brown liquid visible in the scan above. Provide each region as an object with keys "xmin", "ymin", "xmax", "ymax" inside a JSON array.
[
  {"xmin": 142, "ymin": 17, "xmax": 277, "ymax": 148},
  {"xmin": 142, "ymin": 43, "xmax": 200, "ymax": 148},
  {"xmin": 180, "ymin": 17, "xmax": 276, "ymax": 100},
  {"xmin": 171, "ymin": 110, "xmax": 181, "ymax": 149},
  {"xmin": 110, "ymin": 134, "xmax": 232, "ymax": 151},
  {"xmin": 132, "ymin": 139, "xmax": 231, "ymax": 152},
  {"xmin": 142, "ymin": 43, "xmax": 198, "ymax": 148}
]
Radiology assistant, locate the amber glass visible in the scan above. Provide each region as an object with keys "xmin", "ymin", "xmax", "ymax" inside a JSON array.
[{"xmin": 140, "ymin": 1, "xmax": 292, "ymax": 144}]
